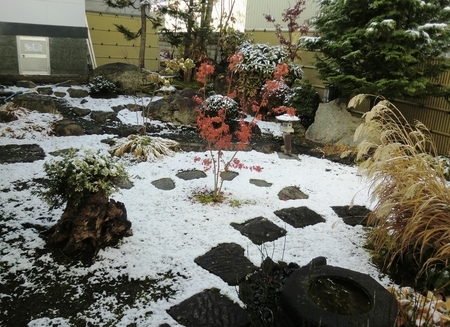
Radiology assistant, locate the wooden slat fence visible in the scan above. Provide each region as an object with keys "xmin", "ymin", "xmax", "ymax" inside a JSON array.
[{"xmin": 293, "ymin": 48, "xmax": 450, "ymax": 155}]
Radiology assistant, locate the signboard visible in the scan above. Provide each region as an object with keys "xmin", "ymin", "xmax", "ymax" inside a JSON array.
[{"xmin": 17, "ymin": 36, "xmax": 50, "ymax": 75}]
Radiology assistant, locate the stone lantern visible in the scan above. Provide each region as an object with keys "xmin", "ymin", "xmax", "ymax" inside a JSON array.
[{"xmin": 276, "ymin": 114, "xmax": 300, "ymax": 155}]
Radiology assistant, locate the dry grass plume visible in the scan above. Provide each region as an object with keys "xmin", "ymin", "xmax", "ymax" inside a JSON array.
[{"xmin": 353, "ymin": 94, "xmax": 450, "ymax": 282}]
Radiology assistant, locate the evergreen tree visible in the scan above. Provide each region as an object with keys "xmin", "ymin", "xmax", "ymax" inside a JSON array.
[
  {"xmin": 104, "ymin": 0, "xmax": 161, "ymax": 69},
  {"xmin": 303, "ymin": 0, "xmax": 450, "ymax": 100},
  {"xmin": 157, "ymin": 0, "xmax": 215, "ymax": 59}
]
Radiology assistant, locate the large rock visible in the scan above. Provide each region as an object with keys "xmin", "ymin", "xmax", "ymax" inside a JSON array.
[
  {"xmin": 89, "ymin": 63, "xmax": 146, "ymax": 95},
  {"xmin": 11, "ymin": 93, "xmax": 61, "ymax": 114},
  {"xmin": 305, "ymin": 99, "xmax": 362, "ymax": 146},
  {"xmin": 144, "ymin": 88, "xmax": 201, "ymax": 126}
]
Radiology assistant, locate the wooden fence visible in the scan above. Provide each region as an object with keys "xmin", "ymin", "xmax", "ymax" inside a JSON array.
[{"xmin": 297, "ymin": 49, "xmax": 450, "ymax": 155}]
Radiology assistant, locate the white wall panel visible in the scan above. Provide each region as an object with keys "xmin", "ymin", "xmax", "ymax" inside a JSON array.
[
  {"xmin": 0, "ymin": 0, "xmax": 85, "ymax": 27},
  {"xmin": 245, "ymin": 0, "xmax": 319, "ymax": 30}
]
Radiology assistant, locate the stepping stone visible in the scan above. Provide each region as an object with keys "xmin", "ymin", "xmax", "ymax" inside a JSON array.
[
  {"xmin": 194, "ymin": 243, "xmax": 258, "ymax": 285},
  {"xmin": 151, "ymin": 177, "xmax": 175, "ymax": 190},
  {"xmin": 167, "ymin": 288, "xmax": 249, "ymax": 327},
  {"xmin": 274, "ymin": 207, "xmax": 325, "ymax": 228},
  {"xmin": 231, "ymin": 217, "xmax": 286, "ymax": 245},
  {"xmin": 176, "ymin": 169, "xmax": 207, "ymax": 180},
  {"xmin": 249, "ymin": 178, "xmax": 273, "ymax": 187},
  {"xmin": 220, "ymin": 171, "xmax": 239, "ymax": 181},
  {"xmin": 0, "ymin": 144, "xmax": 45, "ymax": 164},
  {"xmin": 331, "ymin": 205, "xmax": 371, "ymax": 226},
  {"xmin": 278, "ymin": 186, "xmax": 309, "ymax": 200}
]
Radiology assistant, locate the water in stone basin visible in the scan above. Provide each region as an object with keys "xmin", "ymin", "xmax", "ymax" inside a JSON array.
[{"xmin": 308, "ymin": 276, "xmax": 372, "ymax": 315}]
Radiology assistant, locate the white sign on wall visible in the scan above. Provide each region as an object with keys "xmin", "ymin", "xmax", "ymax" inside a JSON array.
[{"xmin": 17, "ymin": 36, "xmax": 50, "ymax": 75}]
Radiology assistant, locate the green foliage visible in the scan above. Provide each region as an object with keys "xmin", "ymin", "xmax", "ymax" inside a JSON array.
[
  {"xmin": 157, "ymin": 0, "xmax": 215, "ymax": 60},
  {"xmin": 303, "ymin": 0, "xmax": 450, "ymax": 100},
  {"xmin": 233, "ymin": 41, "xmax": 303, "ymax": 99},
  {"xmin": 429, "ymin": 155, "xmax": 450, "ymax": 181},
  {"xmin": 191, "ymin": 187, "xmax": 224, "ymax": 204},
  {"xmin": 218, "ymin": 28, "xmax": 246, "ymax": 64},
  {"xmin": 201, "ymin": 94, "xmax": 241, "ymax": 124},
  {"xmin": 283, "ymin": 81, "xmax": 321, "ymax": 126},
  {"xmin": 114, "ymin": 24, "xmax": 138, "ymax": 41},
  {"xmin": 35, "ymin": 149, "xmax": 129, "ymax": 209},
  {"xmin": 89, "ymin": 76, "xmax": 118, "ymax": 96}
]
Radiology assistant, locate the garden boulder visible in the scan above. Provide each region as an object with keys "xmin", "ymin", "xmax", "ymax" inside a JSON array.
[
  {"xmin": 144, "ymin": 88, "xmax": 201, "ymax": 126},
  {"xmin": 89, "ymin": 62, "xmax": 147, "ymax": 95},
  {"xmin": 305, "ymin": 99, "xmax": 362, "ymax": 146}
]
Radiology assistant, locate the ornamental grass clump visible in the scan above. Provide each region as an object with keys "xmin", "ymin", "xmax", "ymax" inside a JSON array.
[
  {"xmin": 352, "ymin": 94, "xmax": 450, "ymax": 284},
  {"xmin": 36, "ymin": 149, "xmax": 129, "ymax": 210},
  {"xmin": 109, "ymin": 135, "xmax": 180, "ymax": 162}
]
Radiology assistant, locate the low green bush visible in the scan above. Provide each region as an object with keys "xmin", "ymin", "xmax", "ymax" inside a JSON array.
[{"xmin": 35, "ymin": 149, "xmax": 128, "ymax": 209}]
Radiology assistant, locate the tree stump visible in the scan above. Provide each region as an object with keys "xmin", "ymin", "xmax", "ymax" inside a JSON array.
[{"xmin": 43, "ymin": 190, "xmax": 132, "ymax": 263}]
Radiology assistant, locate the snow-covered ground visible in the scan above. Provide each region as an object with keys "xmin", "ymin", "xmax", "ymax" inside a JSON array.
[{"xmin": 0, "ymin": 86, "xmax": 393, "ymax": 326}]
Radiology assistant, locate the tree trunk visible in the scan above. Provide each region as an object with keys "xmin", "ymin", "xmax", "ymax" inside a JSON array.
[
  {"xmin": 183, "ymin": 0, "xmax": 195, "ymax": 60},
  {"xmin": 139, "ymin": 3, "xmax": 147, "ymax": 69},
  {"xmin": 43, "ymin": 190, "xmax": 132, "ymax": 263}
]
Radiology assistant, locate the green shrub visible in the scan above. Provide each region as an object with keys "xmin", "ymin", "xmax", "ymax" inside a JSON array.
[
  {"xmin": 35, "ymin": 149, "xmax": 128, "ymax": 209},
  {"xmin": 201, "ymin": 94, "xmax": 241, "ymax": 124},
  {"xmin": 233, "ymin": 41, "xmax": 303, "ymax": 99},
  {"xmin": 284, "ymin": 81, "xmax": 321, "ymax": 127},
  {"xmin": 89, "ymin": 76, "xmax": 118, "ymax": 97}
]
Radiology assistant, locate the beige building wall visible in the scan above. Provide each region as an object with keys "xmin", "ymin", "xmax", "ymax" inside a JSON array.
[
  {"xmin": 245, "ymin": 0, "xmax": 318, "ymax": 31},
  {"xmin": 86, "ymin": 12, "xmax": 160, "ymax": 71}
]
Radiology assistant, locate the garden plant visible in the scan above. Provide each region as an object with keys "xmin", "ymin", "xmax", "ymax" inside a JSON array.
[
  {"xmin": 302, "ymin": 0, "xmax": 450, "ymax": 100},
  {"xmin": 193, "ymin": 53, "xmax": 297, "ymax": 203},
  {"xmin": 35, "ymin": 149, "xmax": 132, "ymax": 262},
  {"xmin": 352, "ymin": 94, "xmax": 450, "ymax": 292},
  {"xmin": 264, "ymin": 0, "xmax": 309, "ymax": 61}
]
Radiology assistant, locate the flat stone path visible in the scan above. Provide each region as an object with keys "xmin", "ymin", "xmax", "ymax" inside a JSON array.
[{"xmin": 157, "ymin": 167, "xmax": 372, "ymax": 327}]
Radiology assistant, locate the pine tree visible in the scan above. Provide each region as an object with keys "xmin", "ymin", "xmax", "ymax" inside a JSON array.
[
  {"xmin": 303, "ymin": 0, "xmax": 450, "ymax": 100},
  {"xmin": 104, "ymin": 0, "xmax": 161, "ymax": 69}
]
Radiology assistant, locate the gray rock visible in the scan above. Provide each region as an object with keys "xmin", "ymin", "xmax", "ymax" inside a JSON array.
[
  {"xmin": 194, "ymin": 243, "xmax": 258, "ymax": 286},
  {"xmin": 0, "ymin": 110, "xmax": 18, "ymax": 123},
  {"xmin": 274, "ymin": 206, "xmax": 325, "ymax": 228},
  {"xmin": 331, "ymin": 205, "xmax": 371, "ymax": 226},
  {"xmin": 305, "ymin": 99, "xmax": 362, "ymax": 146},
  {"xmin": 220, "ymin": 171, "xmax": 238, "ymax": 181},
  {"xmin": 231, "ymin": 217, "xmax": 287, "ymax": 245},
  {"xmin": 125, "ymin": 103, "xmax": 144, "ymax": 112},
  {"xmin": 89, "ymin": 62, "xmax": 145, "ymax": 95},
  {"xmin": 54, "ymin": 92, "xmax": 66, "ymax": 98},
  {"xmin": 249, "ymin": 178, "xmax": 273, "ymax": 187},
  {"xmin": 167, "ymin": 289, "xmax": 249, "ymax": 327},
  {"xmin": 0, "ymin": 144, "xmax": 45, "ymax": 163},
  {"xmin": 67, "ymin": 88, "xmax": 89, "ymax": 98},
  {"xmin": 144, "ymin": 88, "xmax": 201, "ymax": 126},
  {"xmin": 151, "ymin": 178, "xmax": 175, "ymax": 190},
  {"xmin": 90, "ymin": 111, "xmax": 117, "ymax": 123},
  {"xmin": 37, "ymin": 87, "xmax": 53, "ymax": 95},
  {"xmin": 16, "ymin": 80, "xmax": 36, "ymax": 88},
  {"xmin": 52, "ymin": 119, "xmax": 85, "ymax": 136},
  {"xmin": 11, "ymin": 93, "xmax": 59, "ymax": 114},
  {"xmin": 72, "ymin": 107, "xmax": 91, "ymax": 116},
  {"xmin": 176, "ymin": 169, "xmax": 207, "ymax": 180},
  {"xmin": 278, "ymin": 186, "xmax": 309, "ymax": 200},
  {"xmin": 111, "ymin": 104, "xmax": 126, "ymax": 113}
]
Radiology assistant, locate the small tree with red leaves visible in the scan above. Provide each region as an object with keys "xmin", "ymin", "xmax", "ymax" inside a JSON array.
[
  {"xmin": 264, "ymin": 0, "xmax": 308, "ymax": 61},
  {"xmin": 194, "ymin": 57, "xmax": 295, "ymax": 203}
]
